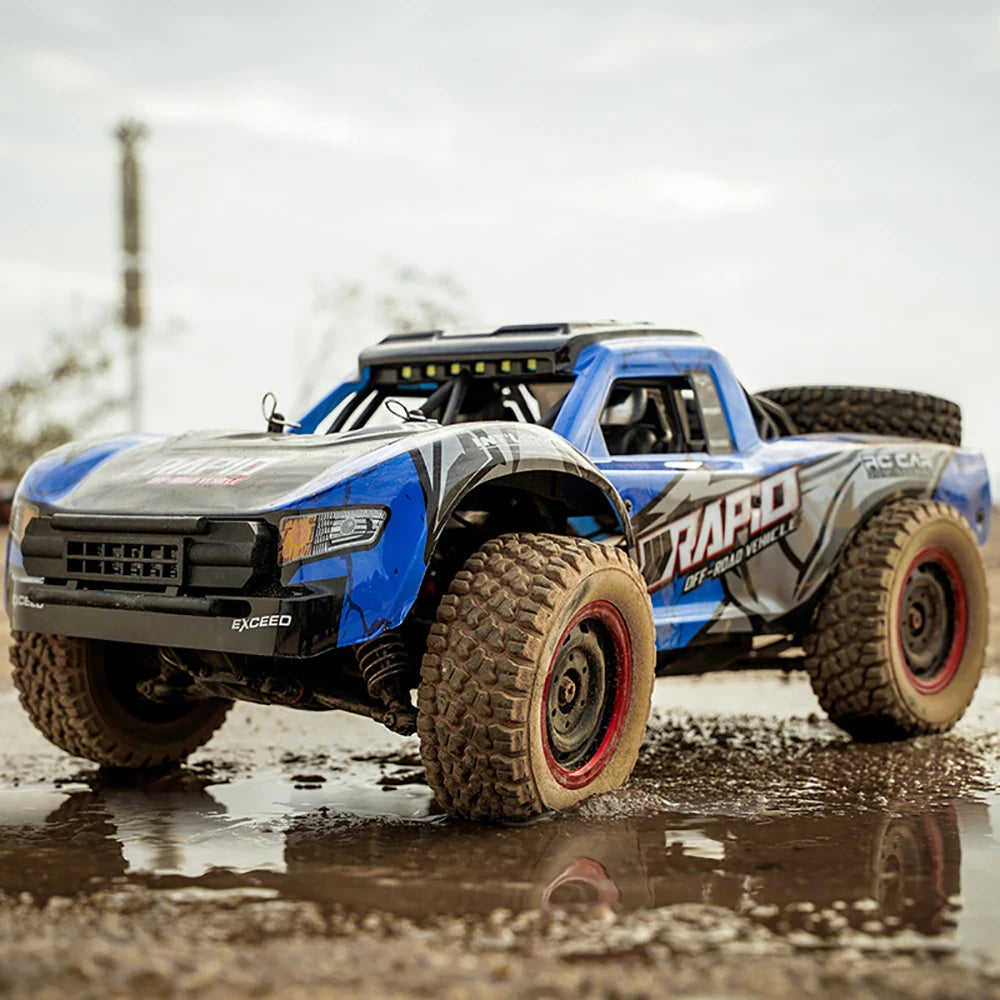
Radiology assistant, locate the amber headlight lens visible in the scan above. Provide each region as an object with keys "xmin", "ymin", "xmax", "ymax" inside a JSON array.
[{"xmin": 278, "ymin": 506, "xmax": 389, "ymax": 565}]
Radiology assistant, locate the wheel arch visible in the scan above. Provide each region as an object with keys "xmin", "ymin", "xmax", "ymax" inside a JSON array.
[
  {"xmin": 386, "ymin": 463, "xmax": 637, "ymax": 649},
  {"xmin": 436, "ymin": 466, "xmax": 636, "ymax": 553},
  {"xmin": 802, "ymin": 484, "xmax": 966, "ymax": 631},
  {"xmin": 335, "ymin": 441, "xmax": 639, "ymax": 646},
  {"xmin": 785, "ymin": 486, "xmax": 920, "ymax": 642}
]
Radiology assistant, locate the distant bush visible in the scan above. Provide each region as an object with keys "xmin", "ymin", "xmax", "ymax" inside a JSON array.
[{"xmin": 0, "ymin": 317, "xmax": 125, "ymax": 483}]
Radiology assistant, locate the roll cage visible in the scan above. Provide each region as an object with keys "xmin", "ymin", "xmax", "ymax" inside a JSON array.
[{"xmin": 326, "ymin": 374, "xmax": 576, "ymax": 433}]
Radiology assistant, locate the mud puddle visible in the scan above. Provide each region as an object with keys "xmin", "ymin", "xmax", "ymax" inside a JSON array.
[{"xmin": 2, "ymin": 673, "xmax": 1000, "ymax": 966}]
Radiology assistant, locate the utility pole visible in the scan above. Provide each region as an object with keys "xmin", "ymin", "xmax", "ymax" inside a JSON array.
[{"xmin": 116, "ymin": 119, "xmax": 147, "ymax": 432}]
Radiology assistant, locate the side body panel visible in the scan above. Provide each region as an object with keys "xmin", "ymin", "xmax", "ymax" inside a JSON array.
[
  {"xmin": 557, "ymin": 341, "xmax": 991, "ymax": 653},
  {"xmin": 610, "ymin": 440, "xmax": 970, "ymax": 651}
]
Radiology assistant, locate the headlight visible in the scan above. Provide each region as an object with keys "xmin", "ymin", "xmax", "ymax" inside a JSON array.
[
  {"xmin": 278, "ymin": 506, "xmax": 389, "ymax": 565},
  {"xmin": 9, "ymin": 497, "xmax": 38, "ymax": 546}
]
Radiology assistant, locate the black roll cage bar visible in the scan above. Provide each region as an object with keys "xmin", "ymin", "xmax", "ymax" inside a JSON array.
[{"xmin": 328, "ymin": 377, "xmax": 562, "ymax": 434}]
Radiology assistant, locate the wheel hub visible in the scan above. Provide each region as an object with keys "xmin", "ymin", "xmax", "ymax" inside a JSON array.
[
  {"xmin": 900, "ymin": 565, "xmax": 951, "ymax": 677},
  {"xmin": 546, "ymin": 621, "xmax": 613, "ymax": 767},
  {"xmin": 557, "ymin": 674, "xmax": 578, "ymax": 707},
  {"xmin": 898, "ymin": 548, "xmax": 965, "ymax": 694},
  {"xmin": 540, "ymin": 597, "xmax": 635, "ymax": 791}
]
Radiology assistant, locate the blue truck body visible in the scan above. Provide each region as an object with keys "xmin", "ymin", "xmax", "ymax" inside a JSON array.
[{"xmin": 5, "ymin": 326, "xmax": 990, "ymax": 671}]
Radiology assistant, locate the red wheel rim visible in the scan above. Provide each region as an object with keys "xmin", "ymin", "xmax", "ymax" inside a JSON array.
[
  {"xmin": 539, "ymin": 857, "xmax": 621, "ymax": 911},
  {"xmin": 895, "ymin": 545, "xmax": 967, "ymax": 696},
  {"xmin": 541, "ymin": 600, "xmax": 633, "ymax": 789}
]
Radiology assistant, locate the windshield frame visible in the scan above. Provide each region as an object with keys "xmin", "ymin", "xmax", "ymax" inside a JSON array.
[{"xmin": 323, "ymin": 376, "xmax": 574, "ymax": 434}]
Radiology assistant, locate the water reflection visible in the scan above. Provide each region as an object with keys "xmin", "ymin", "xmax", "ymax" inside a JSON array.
[{"xmin": 0, "ymin": 764, "xmax": 989, "ymax": 943}]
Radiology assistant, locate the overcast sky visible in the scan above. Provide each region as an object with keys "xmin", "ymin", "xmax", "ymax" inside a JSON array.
[{"xmin": 2, "ymin": 1, "xmax": 998, "ymax": 480}]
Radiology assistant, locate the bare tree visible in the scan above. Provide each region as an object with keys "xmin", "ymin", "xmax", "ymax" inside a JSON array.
[
  {"xmin": 0, "ymin": 315, "xmax": 126, "ymax": 483},
  {"xmin": 297, "ymin": 261, "xmax": 473, "ymax": 408}
]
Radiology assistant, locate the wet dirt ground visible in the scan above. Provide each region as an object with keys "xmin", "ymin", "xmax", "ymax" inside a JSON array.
[{"xmin": 3, "ymin": 527, "xmax": 1000, "ymax": 999}]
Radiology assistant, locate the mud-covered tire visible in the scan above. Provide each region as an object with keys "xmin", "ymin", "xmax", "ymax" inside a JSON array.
[
  {"xmin": 417, "ymin": 533, "xmax": 655, "ymax": 821},
  {"xmin": 804, "ymin": 499, "xmax": 986, "ymax": 739},
  {"xmin": 11, "ymin": 632, "xmax": 232, "ymax": 767},
  {"xmin": 757, "ymin": 386, "xmax": 961, "ymax": 446}
]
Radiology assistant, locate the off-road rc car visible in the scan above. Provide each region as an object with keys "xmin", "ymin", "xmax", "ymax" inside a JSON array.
[{"xmin": 5, "ymin": 323, "xmax": 991, "ymax": 820}]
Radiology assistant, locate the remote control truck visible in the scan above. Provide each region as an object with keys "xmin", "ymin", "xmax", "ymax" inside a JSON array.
[{"xmin": 5, "ymin": 323, "xmax": 990, "ymax": 819}]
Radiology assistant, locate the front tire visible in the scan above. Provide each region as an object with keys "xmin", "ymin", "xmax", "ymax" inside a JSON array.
[
  {"xmin": 804, "ymin": 499, "xmax": 987, "ymax": 739},
  {"xmin": 417, "ymin": 533, "xmax": 655, "ymax": 821},
  {"xmin": 11, "ymin": 632, "xmax": 232, "ymax": 767}
]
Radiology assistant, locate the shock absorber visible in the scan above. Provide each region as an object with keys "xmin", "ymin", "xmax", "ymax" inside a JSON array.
[{"xmin": 357, "ymin": 631, "xmax": 417, "ymax": 734}]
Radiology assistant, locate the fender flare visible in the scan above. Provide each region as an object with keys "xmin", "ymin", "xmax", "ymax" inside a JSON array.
[{"xmin": 406, "ymin": 423, "xmax": 636, "ymax": 558}]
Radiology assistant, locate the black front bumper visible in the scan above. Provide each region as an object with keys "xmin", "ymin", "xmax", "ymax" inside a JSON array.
[
  {"xmin": 8, "ymin": 572, "xmax": 346, "ymax": 658},
  {"xmin": 9, "ymin": 511, "xmax": 347, "ymax": 657}
]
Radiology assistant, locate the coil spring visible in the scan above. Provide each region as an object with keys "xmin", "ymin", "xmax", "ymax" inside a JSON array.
[{"xmin": 357, "ymin": 630, "xmax": 412, "ymax": 703}]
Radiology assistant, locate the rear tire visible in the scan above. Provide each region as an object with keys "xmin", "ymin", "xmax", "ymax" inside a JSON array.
[
  {"xmin": 417, "ymin": 533, "xmax": 655, "ymax": 821},
  {"xmin": 757, "ymin": 386, "xmax": 961, "ymax": 445},
  {"xmin": 11, "ymin": 632, "xmax": 232, "ymax": 767},
  {"xmin": 804, "ymin": 499, "xmax": 986, "ymax": 739}
]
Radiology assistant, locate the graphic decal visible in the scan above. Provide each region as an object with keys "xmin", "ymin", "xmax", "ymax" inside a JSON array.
[
  {"xmin": 138, "ymin": 455, "xmax": 288, "ymax": 487},
  {"xmin": 861, "ymin": 450, "xmax": 935, "ymax": 480},
  {"xmin": 618, "ymin": 445, "xmax": 956, "ymax": 649},
  {"xmin": 708, "ymin": 449, "xmax": 953, "ymax": 638},
  {"xmin": 231, "ymin": 614, "xmax": 293, "ymax": 631},
  {"xmin": 638, "ymin": 467, "xmax": 801, "ymax": 594}
]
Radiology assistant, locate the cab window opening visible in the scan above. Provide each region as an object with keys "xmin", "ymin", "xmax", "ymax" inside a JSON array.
[{"xmin": 599, "ymin": 377, "xmax": 722, "ymax": 456}]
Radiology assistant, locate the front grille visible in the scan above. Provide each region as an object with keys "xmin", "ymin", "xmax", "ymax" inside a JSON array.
[
  {"xmin": 22, "ymin": 515, "xmax": 275, "ymax": 595},
  {"xmin": 65, "ymin": 538, "xmax": 182, "ymax": 585}
]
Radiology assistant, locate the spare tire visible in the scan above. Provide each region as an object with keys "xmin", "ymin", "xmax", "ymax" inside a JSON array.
[{"xmin": 756, "ymin": 386, "xmax": 961, "ymax": 446}]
